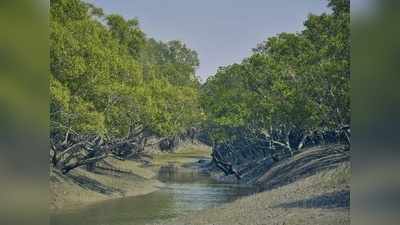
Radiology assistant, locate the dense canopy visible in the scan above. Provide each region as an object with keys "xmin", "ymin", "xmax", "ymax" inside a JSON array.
[
  {"xmin": 50, "ymin": 0, "xmax": 350, "ymax": 175},
  {"xmin": 50, "ymin": 0, "xmax": 202, "ymax": 173},
  {"xmin": 200, "ymin": 0, "xmax": 350, "ymax": 173}
]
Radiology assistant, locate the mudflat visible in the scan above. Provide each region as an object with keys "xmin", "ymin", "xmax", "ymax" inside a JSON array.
[{"xmin": 150, "ymin": 162, "xmax": 350, "ymax": 225}]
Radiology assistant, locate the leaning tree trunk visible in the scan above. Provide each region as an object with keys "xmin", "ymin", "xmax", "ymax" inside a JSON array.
[
  {"xmin": 61, "ymin": 153, "xmax": 108, "ymax": 174},
  {"xmin": 296, "ymin": 130, "xmax": 314, "ymax": 151},
  {"xmin": 212, "ymin": 148, "xmax": 241, "ymax": 180},
  {"xmin": 51, "ymin": 131, "xmax": 147, "ymax": 174}
]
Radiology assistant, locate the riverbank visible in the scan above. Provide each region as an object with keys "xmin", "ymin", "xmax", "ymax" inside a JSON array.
[
  {"xmin": 207, "ymin": 144, "xmax": 350, "ymax": 186},
  {"xmin": 49, "ymin": 143, "xmax": 212, "ymax": 211},
  {"xmin": 150, "ymin": 162, "xmax": 350, "ymax": 225},
  {"xmin": 148, "ymin": 144, "xmax": 350, "ymax": 225},
  {"xmin": 50, "ymin": 158, "xmax": 162, "ymax": 211},
  {"xmin": 150, "ymin": 143, "xmax": 211, "ymax": 168}
]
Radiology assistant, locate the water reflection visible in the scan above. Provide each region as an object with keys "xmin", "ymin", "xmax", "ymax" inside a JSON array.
[
  {"xmin": 50, "ymin": 165, "xmax": 257, "ymax": 225},
  {"xmin": 158, "ymin": 164, "xmax": 212, "ymax": 183}
]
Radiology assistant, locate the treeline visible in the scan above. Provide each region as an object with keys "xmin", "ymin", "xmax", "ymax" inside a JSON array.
[
  {"xmin": 50, "ymin": 0, "xmax": 202, "ymax": 173},
  {"xmin": 200, "ymin": 0, "xmax": 350, "ymax": 177}
]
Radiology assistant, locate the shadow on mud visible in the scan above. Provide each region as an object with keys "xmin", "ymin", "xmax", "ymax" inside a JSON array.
[{"xmin": 274, "ymin": 190, "xmax": 350, "ymax": 209}]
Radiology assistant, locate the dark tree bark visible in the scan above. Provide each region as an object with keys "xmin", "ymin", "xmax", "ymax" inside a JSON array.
[
  {"xmin": 51, "ymin": 131, "xmax": 147, "ymax": 174},
  {"xmin": 212, "ymin": 149, "xmax": 241, "ymax": 179}
]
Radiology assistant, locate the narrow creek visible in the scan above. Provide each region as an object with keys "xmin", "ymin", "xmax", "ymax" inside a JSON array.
[{"xmin": 50, "ymin": 164, "xmax": 258, "ymax": 225}]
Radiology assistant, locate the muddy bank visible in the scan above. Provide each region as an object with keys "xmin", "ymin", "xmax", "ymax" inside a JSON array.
[
  {"xmin": 205, "ymin": 144, "xmax": 350, "ymax": 186},
  {"xmin": 50, "ymin": 143, "xmax": 212, "ymax": 211},
  {"xmin": 150, "ymin": 143, "xmax": 211, "ymax": 168},
  {"xmin": 146, "ymin": 145, "xmax": 350, "ymax": 225},
  {"xmin": 51, "ymin": 158, "xmax": 258, "ymax": 225},
  {"xmin": 50, "ymin": 158, "xmax": 163, "ymax": 211},
  {"xmin": 149, "ymin": 162, "xmax": 350, "ymax": 225}
]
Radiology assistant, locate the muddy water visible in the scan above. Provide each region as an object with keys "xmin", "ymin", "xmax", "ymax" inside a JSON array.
[{"xmin": 50, "ymin": 165, "xmax": 257, "ymax": 225}]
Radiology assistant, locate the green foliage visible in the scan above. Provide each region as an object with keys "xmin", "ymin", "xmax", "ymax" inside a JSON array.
[
  {"xmin": 50, "ymin": 0, "xmax": 88, "ymax": 23},
  {"xmin": 138, "ymin": 80, "xmax": 201, "ymax": 136},
  {"xmin": 142, "ymin": 39, "xmax": 200, "ymax": 87},
  {"xmin": 50, "ymin": 0, "xmax": 349, "ymax": 163},
  {"xmin": 201, "ymin": 0, "xmax": 350, "ymax": 148},
  {"xmin": 50, "ymin": 0, "xmax": 201, "ymax": 143},
  {"xmin": 106, "ymin": 14, "xmax": 146, "ymax": 59}
]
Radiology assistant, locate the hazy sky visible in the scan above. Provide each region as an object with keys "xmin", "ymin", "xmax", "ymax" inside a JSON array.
[{"xmin": 87, "ymin": 0, "xmax": 332, "ymax": 80}]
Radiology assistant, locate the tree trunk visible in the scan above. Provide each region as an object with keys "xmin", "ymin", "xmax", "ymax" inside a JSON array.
[
  {"xmin": 51, "ymin": 145, "xmax": 59, "ymax": 167},
  {"xmin": 62, "ymin": 153, "xmax": 108, "ymax": 174},
  {"xmin": 285, "ymin": 130, "xmax": 293, "ymax": 157},
  {"xmin": 342, "ymin": 125, "xmax": 350, "ymax": 145},
  {"xmin": 212, "ymin": 149, "xmax": 241, "ymax": 179},
  {"xmin": 296, "ymin": 131, "xmax": 313, "ymax": 151}
]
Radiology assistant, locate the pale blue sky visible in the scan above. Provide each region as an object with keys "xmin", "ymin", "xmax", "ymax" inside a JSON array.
[{"xmin": 87, "ymin": 0, "xmax": 333, "ymax": 80}]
